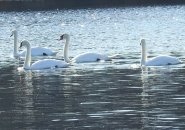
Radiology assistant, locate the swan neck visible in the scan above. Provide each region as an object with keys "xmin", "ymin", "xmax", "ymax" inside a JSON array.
[
  {"xmin": 64, "ymin": 37, "xmax": 71, "ymax": 63},
  {"xmin": 13, "ymin": 32, "xmax": 18, "ymax": 57},
  {"xmin": 141, "ymin": 42, "xmax": 147, "ymax": 65},
  {"xmin": 24, "ymin": 43, "xmax": 31, "ymax": 69}
]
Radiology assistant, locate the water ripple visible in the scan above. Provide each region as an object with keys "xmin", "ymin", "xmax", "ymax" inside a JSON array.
[{"xmin": 1, "ymin": 5, "xmax": 185, "ymax": 130}]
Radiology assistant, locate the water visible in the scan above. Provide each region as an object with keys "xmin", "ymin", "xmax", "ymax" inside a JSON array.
[{"xmin": 1, "ymin": 5, "xmax": 185, "ymax": 129}]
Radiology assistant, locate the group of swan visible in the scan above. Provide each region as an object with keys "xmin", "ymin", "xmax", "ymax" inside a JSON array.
[
  {"xmin": 12, "ymin": 30, "xmax": 113, "ymax": 70},
  {"xmin": 19, "ymin": 40, "xmax": 68, "ymax": 70},
  {"xmin": 12, "ymin": 30, "xmax": 181, "ymax": 70}
]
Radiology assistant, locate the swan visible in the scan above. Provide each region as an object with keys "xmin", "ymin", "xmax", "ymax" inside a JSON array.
[
  {"xmin": 140, "ymin": 39, "xmax": 181, "ymax": 66},
  {"xmin": 59, "ymin": 34, "xmax": 112, "ymax": 63},
  {"xmin": 19, "ymin": 40, "xmax": 68, "ymax": 70},
  {"xmin": 11, "ymin": 30, "xmax": 57, "ymax": 58}
]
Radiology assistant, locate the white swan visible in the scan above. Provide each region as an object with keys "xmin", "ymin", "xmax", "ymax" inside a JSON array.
[
  {"xmin": 140, "ymin": 39, "xmax": 181, "ymax": 66},
  {"xmin": 59, "ymin": 34, "xmax": 112, "ymax": 63},
  {"xmin": 20, "ymin": 40, "xmax": 68, "ymax": 70},
  {"xmin": 11, "ymin": 30, "xmax": 57, "ymax": 58}
]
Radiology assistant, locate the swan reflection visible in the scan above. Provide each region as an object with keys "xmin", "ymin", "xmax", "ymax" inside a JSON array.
[{"xmin": 140, "ymin": 66, "xmax": 181, "ymax": 129}]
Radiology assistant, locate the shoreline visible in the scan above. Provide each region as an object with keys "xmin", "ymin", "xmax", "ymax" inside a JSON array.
[{"xmin": 0, "ymin": 0, "xmax": 185, "ymax": 11}]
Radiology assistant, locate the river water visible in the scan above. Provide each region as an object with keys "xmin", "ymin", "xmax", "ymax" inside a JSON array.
[{"xmin": 0, "ymin": 5, "xmax": 185, "ymax": 130}]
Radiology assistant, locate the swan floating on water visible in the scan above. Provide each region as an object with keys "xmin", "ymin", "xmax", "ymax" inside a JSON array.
[
  {"xmin": 19, "ymin": 40, "xmax": 68, "ymax": 70},
  {"xmin": 59, "ymin": 34, "xmax": 121, "ymax": 63},
  {"xmin": 140, "ymin": 39, "xmax": 181, "ymax": 66},
  {"xmin": 11, "ymin": 30, "xmax": 57, "ymax": 58}
]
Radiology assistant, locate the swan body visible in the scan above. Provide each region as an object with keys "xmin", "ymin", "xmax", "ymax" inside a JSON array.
[
  {"xmin": 140, "ymin": 39, "xmax": 181, "ymax": 66},
  {"xmin": 19, "ymin": 47, "xmax": 58, "ymax": 57},
  {"xmin": 30, "ymin": 59, "xmax": 68, "ymax": 70},
  {"xmin": 72, "ymin": 52, "xmax": 110, "ymax": 63},
  {"xmin": 60, "ymin": 34, "xmax": 111, "ymax": 63},
  {"xmin": 144, "ymin": 55, "xmax": 180, "ymax": 66},
  {"xmin": 11, "ymin": 30, "xmax": 57, "ymax": 58},
  {"xmin": 20, "ymin": 40, "xmax": 68, "ymax": 70}
]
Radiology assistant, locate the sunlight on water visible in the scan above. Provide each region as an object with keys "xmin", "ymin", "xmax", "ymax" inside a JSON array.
[{"xmin": 0, "ymin": 5, "xmax": 185, "ymax": 130}]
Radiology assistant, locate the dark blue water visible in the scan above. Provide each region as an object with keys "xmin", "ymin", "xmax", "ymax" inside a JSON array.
[{"xmin": 1, "ymin": 5, "xmax": 185, "ymax": 130}]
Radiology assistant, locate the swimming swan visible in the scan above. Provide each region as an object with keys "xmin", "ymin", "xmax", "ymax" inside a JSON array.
[
  {"xmin": 60, "ymin": 34, "xmax": 112, "ymax": 63},
  {"xmin": 11, "ymin": 30, "xmax": 57, "ymax": 58},
  {"xmin": 19, "ymin": 40, "xmax": 68, "ymax": 70},
  {"xmin": 140, "ymin": 39, "xmax": 181, "ymax": 66}
]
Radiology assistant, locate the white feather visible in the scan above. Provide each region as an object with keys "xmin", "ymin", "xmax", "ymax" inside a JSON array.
[
  {"xmin": 140, "ymin": 39, "xmax": 181, "ymax": 66},
  {"xmin": 20, "ymin": 40, "xmax": 68, "ymax": 70},
  {"xmin": 11, "ymin": 30, "xmax": 57, "ymax": 58},
  {"xmin": 61, "ymin": 34, "xmax": 111, "ymax": 63}
]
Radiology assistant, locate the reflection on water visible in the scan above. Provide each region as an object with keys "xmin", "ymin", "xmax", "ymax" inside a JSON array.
[
  {"xmin": 1, "ymin": 5, "xmax": 185, "ymax": 130},
  {"xmin": 1, "ymin": 63, "xmax": 185, "ymax": 129},
  {"xmin": 141, "ymin": 66, "xmax": 185, "ymax": 129}
]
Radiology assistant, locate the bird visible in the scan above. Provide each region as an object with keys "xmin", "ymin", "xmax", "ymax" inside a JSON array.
[
  {"xmin": 11, "ymin": 30, "xmax": 57, "ymax": 58},
  {"xmin": 140, "ymin": 39, "xmax": 181, "ymax": 66},
  {"xmin": 59, "ymin": 34, "xmax": 114, "ymax": 63},
  {"xmin": 19, "ymin": 40, "xmax": 68, "ymax": 70}
]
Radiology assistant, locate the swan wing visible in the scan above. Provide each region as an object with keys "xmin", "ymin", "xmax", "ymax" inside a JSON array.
[
  {"xmin": 145, "ymin": 55, "xmax": 181, "ymax": 66},
  {"xmin": 18, "ymin": 47, "xmax": 57, "ymax": 57},
  {"xmin": 31, "ymin": 59, "xmax": 68, "ymax": 70},
  {"xmin": 72, "ymin": 52, "xmax": 108, "ymax": 63}
]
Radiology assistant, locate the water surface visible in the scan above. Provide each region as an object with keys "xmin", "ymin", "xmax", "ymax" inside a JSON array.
[{"xmin": 0, "ymin": 5, "xmax": 185, "ymax": 129}]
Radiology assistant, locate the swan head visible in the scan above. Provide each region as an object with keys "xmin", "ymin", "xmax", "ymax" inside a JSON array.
[
  {"xmin": 20, "ymin": 40, "xmax": 30, "ymax": 48},
  {"xmin": 140, "ymin": 39, "xmax": 146, "ymax": 50},
  {"xmin": 140, "ymin": 39, "xmax": 146, "ymax": 46},
  {"xmin": 60, "ymin": 34, "xmax": 69, "ymax": 41},
  {"xmin": 11, "ymin": 30, "xmax": 17, "ymax": 37}
]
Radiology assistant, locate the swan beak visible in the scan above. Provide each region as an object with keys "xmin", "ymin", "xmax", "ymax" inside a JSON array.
[
  {"xmin": 19, "ymin": 42, "xmax": 23, "ymax": 48},
  {"xmin": 10, "ymin": 33, "xmax": 13, "ymax": 37},
  {"xmin": 59, "ymin": 35, "xmax": 63, "ymax": 40}
]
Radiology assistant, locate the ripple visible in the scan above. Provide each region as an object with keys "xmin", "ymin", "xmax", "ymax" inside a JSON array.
[
  {"xmin": 51, "ymin": 119, "xmax": 61, "ymax": 122},
  {"xmin": 1, "ymin": 5, "xmax": 185, "ymax": 130},
  {"xmin": 65, "ymin": 118, "xmax": 80, "ymax": 122},
  {"xmin": 80, "ymin": 102, "xmax": 111, "ymax": 105},
  {"xmin": 111, "ymin": 109, "xmax": 135, "ymax": 113}
]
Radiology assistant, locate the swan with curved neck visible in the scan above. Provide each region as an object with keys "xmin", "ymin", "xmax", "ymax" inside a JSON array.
[
  {"xmin": 59, "ymin": 34, "xmax": 112, "ymax": 63},
  {"xmin": 140, "ymin": 39, "xmax": 181, "ymax": 66},
  {"xmin": 11, "ymin": 30, "xmax": 57, "ymax": 58},
  {"xmin": 20, "ymin": 40, "xmax": 68, "ymax": 70}
]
